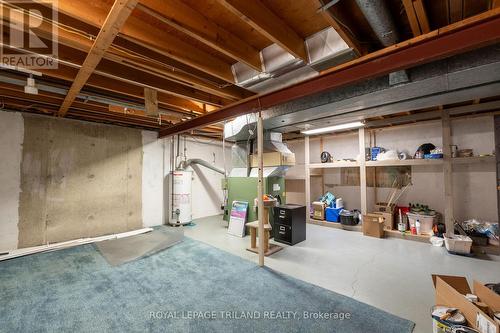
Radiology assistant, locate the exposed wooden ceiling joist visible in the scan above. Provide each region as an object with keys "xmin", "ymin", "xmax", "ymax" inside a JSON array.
[
  {"xmin": 403, "ymin": 0, "xmax": 431, "ymax": 36},
  {"xmin": 0, "ymin": 7, "xmax": 251, "ymax": 101},
  {"xmin": 448, "ymin": 0, "xmax": 464, "ymax": 23},
  {"xmin": 53, "ymin": 0, "xmax": 235, "ymax": 83},
  {"xmin": 58, "ymin": 0, "xmax": 139, "ymax": 117},
  {"xmin": 217, "ymin": 0, "xmax": 308, "ymax": 62},
  {"xmin": 137, "ymin": 0, "xmax": 263, "ymax": 71}
]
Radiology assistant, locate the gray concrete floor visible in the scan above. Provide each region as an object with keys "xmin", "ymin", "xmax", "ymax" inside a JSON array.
[{"xmin": 182, "ymin": 215, "xmax": 500, "ymax": 333}]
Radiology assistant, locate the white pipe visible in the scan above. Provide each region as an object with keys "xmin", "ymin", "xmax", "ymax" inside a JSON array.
[{"xmin": 0, "ymin": 228, "xmax": 153, "ymax": 261}]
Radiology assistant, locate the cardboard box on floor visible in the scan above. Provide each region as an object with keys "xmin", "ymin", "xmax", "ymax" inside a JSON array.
[
  {"xmin": 371, "ymin": 211, "xmax": 394, "ymax": 230},
  {"xmin": 363, "ymin": 214, "xmax": 385, "ymax": 238},
  {"xmin": 432, "ymin": 275, "xmax": 500, "ymax": 333}
]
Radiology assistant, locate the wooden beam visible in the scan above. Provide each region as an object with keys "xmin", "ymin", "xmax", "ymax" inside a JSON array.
[
  {"xmin": 358, "ymin": 128, "xmax": 367, "ymax": 214},
  {"xmin": 314, "ymin": 0, "xmax": 365, "ymax": 56},
  {"xmin": 138, "ymin": 0, "xmax": 262, "ymax": 71},
  {"xmin": 159, "ymin": 8, "xmax": 500, "ymax": 137},
  {"xmin": 54, "ymin": 0, "xmax": 235, "ymax": 83},
  {"xmin": 58, "ymin": 0, "xmax": 138, "ymax": 117},
  {"xmin": 217, "ymin": 0, "xmax": 308, "ymax": 62},
  {"xmin": 144, "ymin": 88, "xmax": 158, "ymax": 116}
]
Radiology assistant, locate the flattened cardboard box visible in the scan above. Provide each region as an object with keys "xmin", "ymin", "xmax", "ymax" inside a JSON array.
[{"xmin": 432, "ymin": 274, "xmax": 500, "ymax": 333}]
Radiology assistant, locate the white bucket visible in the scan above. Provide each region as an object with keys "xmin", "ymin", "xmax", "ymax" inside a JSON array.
[
  {"xmin": 336, "ymin": 198, "xmax": 344, "ymax": 209},
  {"xmin": 407, "ymin": 213, "xmax": 435, "ymax": 235}
]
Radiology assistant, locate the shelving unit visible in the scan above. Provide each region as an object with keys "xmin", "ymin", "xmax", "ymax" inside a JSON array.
[{"xmin": 303, "ymin": 114, "xmax": 499, "ymax": 249}]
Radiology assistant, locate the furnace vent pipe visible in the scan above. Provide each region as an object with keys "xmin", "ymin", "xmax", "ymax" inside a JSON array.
[{"xmin": 179, "ymin": 159, "xmax": 226, "ymax": 176}]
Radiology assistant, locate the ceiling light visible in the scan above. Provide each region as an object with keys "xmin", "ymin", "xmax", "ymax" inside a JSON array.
[
  {"xmin": 301, "ymin": 121, "xmax": 364, "ymax": 135},
  {"xmin": 24, "ymin": 74, "xmax": 38, "ymax": 95}
]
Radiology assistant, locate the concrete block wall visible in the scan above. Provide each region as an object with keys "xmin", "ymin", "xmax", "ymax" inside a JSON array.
[
  {"xmin": 0, "ymin": 111, "xmax": 228, "ymax": 252},
  {"xmin": 285, "ymin": 115, "xmax": 498, "ymax": 223}
]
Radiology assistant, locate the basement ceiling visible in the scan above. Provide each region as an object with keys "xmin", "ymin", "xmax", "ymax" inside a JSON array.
[{"xmin": 0, "ymin": 0, "xmax": 496, "ymax": 137}]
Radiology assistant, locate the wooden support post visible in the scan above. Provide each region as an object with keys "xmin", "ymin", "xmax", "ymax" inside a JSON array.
[
  {"xmin": 320, "ymin": 137, "xmax": 325, "ymax": 194},
  {"xmin": 305, "ymin": 136, "xmax": 311, "ymax": 223},
  {"xmin": 359, "ymin": 128, "xmax": 367, "ymax": 214},
  {"xmin": 257, "ymin": 113, "xmax": 264, "ymax": 267},
  {"xmin": 442, "ymin": 109, "xmax": 454, "ymax": 235}
]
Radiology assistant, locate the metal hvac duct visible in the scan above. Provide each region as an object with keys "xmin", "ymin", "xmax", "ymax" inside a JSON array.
[
  {"xmin": 354, "ymin": 0, "xmax": 399, "ymax": 47},
  {"xmin": 354, "ymin": 0, "xmax": 409, "ymax": 85}
]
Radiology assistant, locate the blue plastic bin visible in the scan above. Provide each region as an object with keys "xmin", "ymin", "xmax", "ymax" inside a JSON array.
[{"xmin": 325, "ymin": 207, "xmax": 343, "ymax": 222}]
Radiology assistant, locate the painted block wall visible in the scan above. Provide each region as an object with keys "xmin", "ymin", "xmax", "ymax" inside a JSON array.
[{"xmin": 285, "ymin": 116, "xmax": 498, "ymax": 222}]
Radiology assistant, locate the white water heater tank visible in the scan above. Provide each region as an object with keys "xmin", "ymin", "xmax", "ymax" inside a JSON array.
[{"xmin": 169, "ymin": 171, "xmax": 192, "ymax": 225}]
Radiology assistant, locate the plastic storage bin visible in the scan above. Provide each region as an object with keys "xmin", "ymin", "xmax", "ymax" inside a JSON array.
[
  {"xmin": 407, "ymin": 213, "xmax": 435, "ymax": 235},
  {"xmin": 444, "ymin": 235, "xmax": 473, "ymax": 254},
  {"xmin": 325, "ymin": 207, "xmax": 342, "ymax": 222}
]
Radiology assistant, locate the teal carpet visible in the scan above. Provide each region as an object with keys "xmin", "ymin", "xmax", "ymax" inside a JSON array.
[{"xmin": 0, "ymin": 236, "xmax": 414, "ymax": 332}]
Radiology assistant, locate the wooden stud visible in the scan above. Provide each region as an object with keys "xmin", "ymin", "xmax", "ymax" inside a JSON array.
[
  {"xmin": 217, "ymin": 0, "xmax": 308, "ymax": 62},
  {"xmin": 359, "ymin": 128, "xmax": 367, "ymax": 214},
  {"xmin": 305, "ymin": 136, "xmax": 311, "ymax": 224},
  {"xmin": 442, "ymin": 109, "xmax": 455, "ymax": 235},
  {"xmin": 257, "ymin": 114, "xmax": 264, "ymax": 267},
  {"xmin": 58, "ymin": 0, "xmax": 139, "ymax": 117}
]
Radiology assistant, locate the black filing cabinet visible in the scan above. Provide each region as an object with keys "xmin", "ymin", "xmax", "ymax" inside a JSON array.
[{"xmin": 273, "ymin": 204, "xmax": 306, "ymax": 245}]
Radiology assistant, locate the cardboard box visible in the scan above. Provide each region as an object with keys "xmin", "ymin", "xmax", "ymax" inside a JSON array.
[
  {"xmin": 312, "ymin": 202, "xmax": 325, "ymax": 220},
  {"xmin": 250, "ymin": 152, "xmax": 296, "ymax": 168},
  {"xmin": 371, "ymin": 211, "xmax": 394, "ymax": 230},
  {"xmin": 363, "ymin": 214, "xmax": 385, "ymax": 238},
  {"xmin": 432, "ymin": 275, "xmax": 500, "ymax": 332},
  {"xmin": 374, "ymin": 202, "xmax": 396, "ymax": 213}
]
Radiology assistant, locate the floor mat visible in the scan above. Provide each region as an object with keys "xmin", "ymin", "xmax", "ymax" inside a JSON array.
[
  {"xmin": 0, "ymin": 228, "xmax": 414, "ymax": 333},
  {"xmin": 96, "ymin": 228, "xmax": 183, "ymax": 266}
]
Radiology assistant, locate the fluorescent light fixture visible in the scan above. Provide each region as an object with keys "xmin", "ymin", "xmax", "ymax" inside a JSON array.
[{"xmin": 301, "ymin": 121, "xmax": 364, "ymax": 135}]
